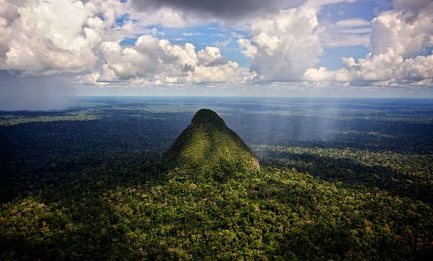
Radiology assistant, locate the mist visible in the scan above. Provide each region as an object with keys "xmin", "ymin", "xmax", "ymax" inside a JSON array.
[{"xmin": 0, "ymin": 72, "xmax": 74, "ymax": 111}]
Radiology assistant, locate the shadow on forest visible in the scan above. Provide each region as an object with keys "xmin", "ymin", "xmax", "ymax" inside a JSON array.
[
  {"xmin": 0, "ymin": 113, "xmax": 178, "ymax": 202},
  {"xmin": 260, "ymin": 150, "xmax": 433, "ymax": 204}
]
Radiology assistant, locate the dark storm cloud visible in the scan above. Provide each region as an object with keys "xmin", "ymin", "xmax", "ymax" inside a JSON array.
[{"xmin": 130, "ymin": 0, "xmax": 303, "ymax": 19}]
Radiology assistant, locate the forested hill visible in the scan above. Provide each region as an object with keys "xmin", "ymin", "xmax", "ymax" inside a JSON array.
[{"xmin": 164, "ymin": 109, "xmax": 260, "ymax": 180}]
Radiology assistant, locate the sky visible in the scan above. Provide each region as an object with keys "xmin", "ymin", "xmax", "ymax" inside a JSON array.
[{"xmin": 0, "ymin": 0, "xmax": 433, "ymax": 109}]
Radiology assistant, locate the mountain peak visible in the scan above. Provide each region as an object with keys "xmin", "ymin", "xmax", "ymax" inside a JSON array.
[
  {"xmin": 191, "ymin": 109, "xmax": 226, "ymax": 129},
  {"xmin": 165, "ymin": 109, "xmax": 260, "ymax": 180}
]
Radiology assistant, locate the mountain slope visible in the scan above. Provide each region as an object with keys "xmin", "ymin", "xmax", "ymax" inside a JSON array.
[{"xmin": 164, "ymin": 109, "xmax": 260, "ymax": 179}]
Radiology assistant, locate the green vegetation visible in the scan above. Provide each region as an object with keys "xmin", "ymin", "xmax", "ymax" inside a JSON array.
[
  {"xmin": 0, "ymin": 111, "xmax": 100, "ymax": 126},
  {"xmin": 1, "ymin": 98, "xmax": 432, "ymax": 260},
  {"xmin": 255, "ymin": 145, "xmax": 433, "ymax": 203},
  {"xmin": 1, "ymin": 156, "xmax": 432, "ymax": 260},
  {"xmin": 165, "ymin": 109, "xmax": 260, "ymax": 180}
]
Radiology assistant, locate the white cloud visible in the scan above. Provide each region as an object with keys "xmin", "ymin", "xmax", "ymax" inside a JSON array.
[
  {"xmin": 0, "ymin": 0, "xmax": 251, "ymax": 84},
  {"xmin": 128, "ymin": 7, "xmax": 194, "ymax": 28},
  {"xmin": 99, "ymin": 36, "xmax": 245, "ymax": 84},
  {"xmin": 214, "ymin": 40, "xmax": 232, "ymax": 48},
  {"xmin": 0, "ymin": 0, "xmax": 126, "ymax": 75},
  {"xmin": 182, "ymin": 32, "xmax": 205, "ymax": 37},
  {"xmin": 371, "ymin": 4, "xmax": 433, "ymax": 58},
  {"xmin": 248, "ymin": 7, "xmax": 323, "ymax": 81},
  {"xmin": 0, "ymin": 0, "xmax": 18, "ymax": 61},
  {"xmin": 197, "ymin": 47, "xmax": 224, "ymax": 65},
  {"xmin": 190, "ymin": 61, "xmax": 242, "ymax": 83},
  {"xmin": 237, "ymin": 39, "xmax": 258, "ymax": 59},
  {"xmin": 305, "ymin": 0, "xmax": 433, "ymax": 86},
  {"xmin": 305, "ymin": 51, "xmax": 433, "ymax": 86},
  {"xmin": 0, "ymin": 0, "xmax": 432, "ymax": 98}
]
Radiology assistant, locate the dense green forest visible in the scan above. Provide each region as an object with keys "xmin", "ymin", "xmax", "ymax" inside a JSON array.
[{"xmin": 1, "ymin": 97, "xmax": 432, "ymax": 260}]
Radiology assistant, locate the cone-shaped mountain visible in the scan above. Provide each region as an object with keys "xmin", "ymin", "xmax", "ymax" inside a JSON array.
[{"xmin": 165, "ymin": 109, "xmax": 260, "ymax": 178}]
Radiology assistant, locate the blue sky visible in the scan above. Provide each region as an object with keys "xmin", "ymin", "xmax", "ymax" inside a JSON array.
[
  {"xmin": 319, "ymin": 0, "xmax": 392, "ymax": 21},
  {"xmin": 1, "ymin": 0, "xmax": 433, "ymax": 109}
]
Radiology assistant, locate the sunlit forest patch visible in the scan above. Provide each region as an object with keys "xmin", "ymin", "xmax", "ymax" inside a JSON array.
[{"xmin": 0, "ymin": 112, "xmax": 101, "ymax": 127}]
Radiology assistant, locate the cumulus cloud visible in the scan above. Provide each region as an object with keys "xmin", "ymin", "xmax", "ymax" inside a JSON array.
[
  {"xmin": 0, "ymin": 1, "xmax": 17, "ymax": 56},
  {"xmin": 0, "ymin": 0, "xmax": 126, "ymax": 76},
  {"xmin": 128, "ymin": 6, "xmax": 193, "ymax": 28},
  {"xmin": 305, "ymin": 0, "xmax": 433, "ymax": 86},
  {"xmin": 371, "ymin": 1, "xmax": 433, "ymax": 58},
  {"xmin": 237, "ymin": 39, "xmax": 258, "ymax": 59},
  {"xmin": 1, "ymin": 0, "xmax": 431, "ymax": 101},
  {"xmin": 246, "ymin": 7, "xmax": 323, "ymax": 81},
  {"xmin": 0, "ymin": 0, "xmax": 255, "ymax": 85},
  {"xmin": 0, "ymin": 0, "xmax": 131, "ymax": 110},
  {"xmin": 98, "ymin": 36, "xmax": 245, "ymax": 84}
]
